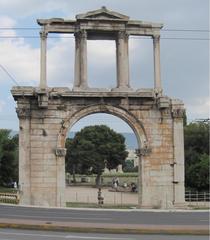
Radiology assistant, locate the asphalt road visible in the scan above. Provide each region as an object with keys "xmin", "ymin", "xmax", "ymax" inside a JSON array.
[
  {"xmin": 0, "ymin": 205, "xmax": 209, "ymax": 226},
  {"xmin": 0, "ymin": 229, "xmax": 208, "ymax": 240}
]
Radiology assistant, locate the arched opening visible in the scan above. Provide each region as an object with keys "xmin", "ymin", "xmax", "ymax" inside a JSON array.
[{"xmin": 60, "ymin": 106, "xmax": 148, "ymax": 207}]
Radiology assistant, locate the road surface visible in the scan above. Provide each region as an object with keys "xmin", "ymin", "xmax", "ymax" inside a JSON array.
[
  {"xmin": 0, "ymin": 229, "xmax": 208, "ymax": 240},
  {"xmin": 0, "ymin": 205, "xmax": 208, "ymax": 226}
]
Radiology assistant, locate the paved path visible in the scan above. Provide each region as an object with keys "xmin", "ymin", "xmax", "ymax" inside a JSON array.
[
  {"xmin": 65, "ymin": 186, "xmax": 138, "ymax": 205},
  {"xmin": 0, "ymin": 205, "xmax": 209, "ymax": 235}
]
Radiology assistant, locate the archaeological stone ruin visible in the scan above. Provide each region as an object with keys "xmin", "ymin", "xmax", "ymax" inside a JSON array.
[{"xmin": 12, "ymin": 7, "xmax": 185, "ymax": 208}]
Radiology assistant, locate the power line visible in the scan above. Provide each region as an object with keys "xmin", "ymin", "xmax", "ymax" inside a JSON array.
[
  {"xmin": 0, "ymin": 36, "xmax": 209, "ymax": 41},
  {"xmin": 0, "ymin": 64, "xmax": 19, "ymax": 86},
  {"xmin": 0, "ymin": 27, "xmax": 40, "ymax": 30},
  {"xmin": 0, "ymin": 27, "xmax": 209, "ymax": 32},
  {"xmin": 162, "ymin": 29, "xmax": 209, "ymax": 32}
]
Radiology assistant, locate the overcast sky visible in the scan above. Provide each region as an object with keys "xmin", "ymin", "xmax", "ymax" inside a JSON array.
[{"xmin": 0, "ymin": 0, "xmax": 209, "ymax": 133}]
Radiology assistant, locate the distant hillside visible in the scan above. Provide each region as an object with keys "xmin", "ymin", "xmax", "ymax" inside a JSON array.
[{"xmin": 68, "ymin": 132, "xmax": 137, "ymax": 150}]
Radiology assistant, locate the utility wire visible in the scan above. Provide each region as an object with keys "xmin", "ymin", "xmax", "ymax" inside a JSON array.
[
  {"xmin": 0, "ymin": 64, "xmax": 19, "ymax": 86},
  {"xmin": 0, "ymin": 36, "xmax": 209, "ymax": 40},
  {"xmin": 0, "ymin": 27, "xmax": 209, "ymax": 32},
  {"xmin": 161, "ymin": 29, "xmax": 209, "ymax": 32}
]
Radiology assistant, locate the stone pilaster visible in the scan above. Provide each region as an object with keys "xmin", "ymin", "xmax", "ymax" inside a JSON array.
[
  {"xmin": 171, "ymin": 100, "xmax": 186, "ymax": 207},
  {"xmin": 17, "ymin": 105, "xmax": 31, "ymax": 205},
  {"xmin": 40, "ymin": 31, "xmax": 47, "ymax": 89},
  {"xmin": 136, "ymin": 145, "xmax": 152, "ymax": 208},
  {"xmin": 55, "ymin": 149, "xmax": 66, "ymax": 207}
]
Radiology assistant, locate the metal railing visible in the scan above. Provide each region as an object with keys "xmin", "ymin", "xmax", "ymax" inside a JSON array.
[
  {"xmin": 185, "ymin": 191, "xmax": 210, "ymax": 202},
  {"xmin": 0, "ymin": 192, "xmax": 20, "ymax": 204}
]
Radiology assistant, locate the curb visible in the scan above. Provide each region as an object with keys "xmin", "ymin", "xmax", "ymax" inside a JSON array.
[
  {"xmin": 1, "ymin": 203, "xmax": 209, "ymax": 213},
  {"xmin": 0, "ymin": 222, "xmax": 209, "ymax": 236}
]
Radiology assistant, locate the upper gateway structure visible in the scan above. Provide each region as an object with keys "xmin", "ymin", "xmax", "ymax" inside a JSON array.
[
  {"xmin": 12, "ymin": 8, "xmax": 185, "ymax": 209},
  {"xmin": 37, "ymin": 6, "xmax": 163, "ymax": 93}
]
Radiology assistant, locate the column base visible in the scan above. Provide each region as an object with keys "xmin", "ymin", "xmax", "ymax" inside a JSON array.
[
  {"xmin": 174, "ymin": 201, "xmax": 189, "ymax": 209},
  {"xmin": 73, "ymin": 87, "xmax": 110, "ymax": 92},
  {"xmin": 111, "ymin": 87, "xmax": 133, "ymax": 92},
  {"xmin": 154, "ymin": 88, "xmax": 163, "ymax": 97}
]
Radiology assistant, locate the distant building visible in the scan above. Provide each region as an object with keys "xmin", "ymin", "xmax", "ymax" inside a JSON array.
[{"xmin": 126, "ymin": 149, "xmax": 138, "ymax": 167}]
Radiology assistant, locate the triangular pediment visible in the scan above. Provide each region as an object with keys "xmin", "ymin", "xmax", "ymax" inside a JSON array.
[{"xmin": 76, "ymin": 7, "xmax": 129, "ymax": 21}]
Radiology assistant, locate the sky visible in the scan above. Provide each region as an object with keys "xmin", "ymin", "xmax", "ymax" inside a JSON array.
[{"xmin": 0, "ymin": 0, "xmax": 209, "ymax": 133}]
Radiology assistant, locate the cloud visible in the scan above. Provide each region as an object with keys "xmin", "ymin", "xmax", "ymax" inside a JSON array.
[
  {"xmin": 0, "ymin": 17, "xmax": 75, "ymax": 87},
  {"xmin": 0, "ymin": 16, "xmax": 39, "ymax": 85},
  {"xmin": 186, "ymin": 97, "xmax": 210, "ymax": 121},
  {"xmin": 0, "ymin": 1, "xmax": 208, "ymax": 126}
]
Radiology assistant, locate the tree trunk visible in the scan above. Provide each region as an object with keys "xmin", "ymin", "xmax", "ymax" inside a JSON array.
[{"xmin": 72, "ymin": 165, "xmax": 76, "ymax": 183}]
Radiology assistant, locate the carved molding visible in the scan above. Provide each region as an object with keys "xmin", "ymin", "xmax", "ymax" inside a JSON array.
[
  {"xmin": 135, "ymin": 140, "xmax": 152, "ymax": 156},
  {"xmin": 157, "ymin": 96, "xmax": 170, "ymax": 109},
  {"xmin": 172, "ymin": 109, "xmax": 185, "ymax": 118},
  {"xmin": 135, "ymin": 146, "xmax": 152, "ymax": 157},
  {"xmin": 38, "ymin": 94, "xmax": 48, "ymax": 108},
  {"xmin": 161, "ymin": 108, "xmax": 171, "ymax": 118},
  {"xmin": 16, "ymin": 108, "xmax": 31, "ymax": 119},
  {"xmin": 55, "ymin": 148, "xmax": 66, "ymax": 157}
]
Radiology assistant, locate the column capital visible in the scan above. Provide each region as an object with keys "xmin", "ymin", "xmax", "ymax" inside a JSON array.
[
  {"xmin": 153, "ymin": 34, "xmax": 160, "ymax": 43},
  {"xmin": 135, "ymin": 141, "xmax": 152, "ymax": 156},
  {"xmin": 55, "ymin": 148, "xmax": 67, "ymax": 157},
  {"xmin": 135, "ymin": 147, "xmax": 152, "ymax": 157},
  {"xmin": 172, "ymin": 108, "xmax": 185, "ymax": 118},
  {"xmin": 16, "ymin": 107, "xmax": 31, "ymax": 119},
  {"xmin": 153, "ymin": 34, "xmax": 160, "ymax": 39},
  {"xmin": 117, "ymin": 31, "xmax": 129, "ymax": 40},
  {"xmin": 40, "ymin": 31, "xmax": 48, "ymax": 40},
  {"xmin": 74, "ymin": 30, "xmax": 87, "ymax": 39}
]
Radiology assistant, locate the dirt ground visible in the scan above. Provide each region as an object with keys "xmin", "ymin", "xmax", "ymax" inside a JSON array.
[{"xmin": 65, "ymin": 186, "xmax": 138, "ymax": 205}]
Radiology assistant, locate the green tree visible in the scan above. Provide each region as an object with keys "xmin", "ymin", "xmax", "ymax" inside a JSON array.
[
  {"xmin": 0, "ymin": 129, "xmax": 18, "ymax": 186},
  {"xmin": 185, "ymin": 154, "xmax": 209, "ymax": 191},
  {"xmin": 65, "ymin": 125, "xmax": 128, "ymax": 185},
  {"xmin": 123, "ymin": 159, "xmax": 138, "ymax": 172},
  {"xmin": 184, "ymin": 121, "xmax": 209, "ymax": 190}
]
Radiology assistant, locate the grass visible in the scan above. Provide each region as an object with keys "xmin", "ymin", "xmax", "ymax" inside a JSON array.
[
  {"xmin": 66, "ymin": 202, "xmax": 137, "ymax": 209},
  {"xmin": 188, "ymin": 205, "xmax": 210, "ymax": 210},
  {"xmin": 0, "ymin": 187, "xmax": 18, "ymax": 193}
]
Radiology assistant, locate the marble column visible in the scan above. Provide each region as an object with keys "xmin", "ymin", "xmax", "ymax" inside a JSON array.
[
  {"xmin": 39, "ymin": 31, "xmax": 47, "ymax": 89},
  {"xmin": 80, "ymin": 30, "xmax": 88, "ymax": 88},
  {"xmin": 74, "ymin": 31, "xmax": 81, "ymax": 88},
  {"xmin": 153, "ymin": 34, "xmax": 162, "ymax": 93},
  {"xmin": 73, "ymin": 30, "xmax": 88, "ymax": 90},
  {"xmin": 116, "ymin": 31, "xmax": 130, "ymax": 90}
]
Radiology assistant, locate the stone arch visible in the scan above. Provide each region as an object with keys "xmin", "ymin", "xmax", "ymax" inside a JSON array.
[{"xmin": 57, "ymin": 104, "xmax": 148, "ymax": 150}]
